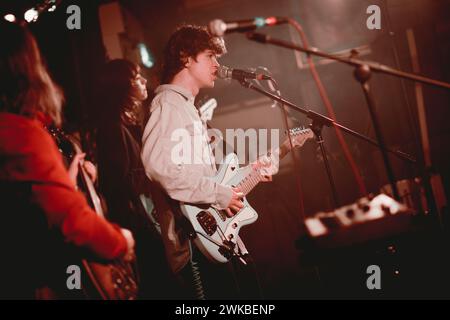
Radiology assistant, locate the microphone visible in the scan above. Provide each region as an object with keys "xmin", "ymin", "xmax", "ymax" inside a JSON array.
[
  {"xmin": 217, "ymin": 65, "xmax": 272, "ymax": 81},
  {"xmin": 208, "ymin": 16, "xmax": 288, "ymax": 37}
]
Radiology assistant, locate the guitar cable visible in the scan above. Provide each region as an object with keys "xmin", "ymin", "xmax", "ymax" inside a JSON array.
[
  {"xmin": 188, "ymin": 241, "xmax": 206, "ymax": 300},
  {"xmin": 195, "ymin": 229, "xmax": 233, "ymax": 253},
  {"xmin": 194, "ymin": 229, "xmax": 248, "ymax": 262}
]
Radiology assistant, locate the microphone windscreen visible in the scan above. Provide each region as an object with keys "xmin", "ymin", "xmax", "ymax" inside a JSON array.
[
  {"xmin": 217, "ymin": 65, "xmax": 231, "ymax": 79},
  {"xmin": 208, "ymin": 19, "xmax": 226, "ymax": 37}
]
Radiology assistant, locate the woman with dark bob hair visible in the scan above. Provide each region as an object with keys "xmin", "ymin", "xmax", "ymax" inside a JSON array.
[
  {"xmin": 94, "ymin": 59, "xmax": 174, "ymax": 299},
  {"xmin": 0, "ymin": 20, "xmax": 134, "ymax": 299}
]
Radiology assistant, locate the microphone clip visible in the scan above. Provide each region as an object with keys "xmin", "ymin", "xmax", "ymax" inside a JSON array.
[{"xmin": 217, "ymin": 65, "xmax": 272, "ymax": 82}]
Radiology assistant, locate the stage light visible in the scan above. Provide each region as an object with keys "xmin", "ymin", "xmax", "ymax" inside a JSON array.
[
  {"xmin": 138, "ymin": 43, "xmax": 154, "ymax": 68},
  {"xmin": 23, "ymin": 1, "xmax": 60, "ymax": 24},
  {"xmin": 3, "ymin": 14, "xmax": 16, "ymax": 22},
  {"xmin": 24, "ymin": 8, "xmax": 39, "ymax": 23}
]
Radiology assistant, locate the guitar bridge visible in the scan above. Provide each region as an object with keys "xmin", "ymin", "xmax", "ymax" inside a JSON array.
[
  {"xmin": 196, "ymin": 211, "xmax": 217, "ymax": 236},
  {"xmin": 218, "ymin": 240, "xmax": 235, "ymax": 260}
]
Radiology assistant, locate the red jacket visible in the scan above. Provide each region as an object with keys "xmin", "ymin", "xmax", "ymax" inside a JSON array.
[{"xmin": 0, "ymin": 112, "xmax": 127, "ymax": 260}]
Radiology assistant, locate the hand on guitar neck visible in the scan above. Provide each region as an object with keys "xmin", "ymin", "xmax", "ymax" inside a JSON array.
[
  {"xmin": 67, "ymin": 152, "xmax": 97, "ymax": 187},
  {"xmin": 251, "ymin": 153, "xmax": 280, "ymax": 182},
  {"xmin": 224, "ymin": 150, "xmax": 280, "ymax": 217},
  {"xmin": 250, "ymin": 127, "xmax": 314, "ymax": 182}
]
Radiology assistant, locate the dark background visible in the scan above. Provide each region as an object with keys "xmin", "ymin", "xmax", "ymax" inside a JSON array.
[{"xmin": 2, "ymin": 0, "xmax": 449, "ymax": 298}]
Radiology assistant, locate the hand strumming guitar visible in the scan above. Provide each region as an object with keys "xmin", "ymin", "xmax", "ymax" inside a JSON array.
[
  {"xmin": 67, "ymin": 153, "xmax": 98, "ymax": 187},
  {"xmin": 224, "ymin": 187, "xmax": 244, "ymax": 217}
]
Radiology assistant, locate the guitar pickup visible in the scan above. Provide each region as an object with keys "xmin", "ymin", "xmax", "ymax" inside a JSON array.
[
  {"xmin": 196, "ymin": 211, "xmax": 218, "ymax": 236},
  {"xmin": 212, "ymin": 207, "xmax": 227, "ymax": 222}
]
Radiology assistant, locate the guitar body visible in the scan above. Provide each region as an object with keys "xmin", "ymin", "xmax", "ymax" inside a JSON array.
[
  {"xmin": 181, "ymin": 153, "xmax": 258, "ymax": 263},
  {"xmin": 80, "ymin": 259, "xmax": 138, "ymax": 300}
]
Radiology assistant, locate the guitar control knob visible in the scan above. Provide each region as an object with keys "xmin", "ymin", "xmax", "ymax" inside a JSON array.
[
  {"xmin": 345, "ymin": 208, "xmax": 355, "ymax": 219},
  {"xmin": 381, "ymin": 204, "xmax": 391, "ymax": 215},
  {"xmin": 232, "ymin": 223, "xmax": 238, "ymax": 228}
]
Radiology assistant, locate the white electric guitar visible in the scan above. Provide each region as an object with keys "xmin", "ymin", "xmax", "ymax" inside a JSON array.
[{"xmin": 180, "ymin": 127, "xmax": 314, "ymax": 263}]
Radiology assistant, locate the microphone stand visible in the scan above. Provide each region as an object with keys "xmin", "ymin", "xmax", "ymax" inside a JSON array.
[
  {"xmin": 244, "ymin": 32, "xmax": 450, "ymax": 215},
  {"xmin": 237, "ymin": 77, "xmax": 415, "ymax": 209}
]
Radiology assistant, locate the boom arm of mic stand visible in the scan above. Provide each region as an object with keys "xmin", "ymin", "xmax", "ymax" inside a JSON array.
[
  {"xmin": 246, "ymin": 32, "xmax": 450, "ymax": 90},
  {"xmin": 238, "ymin": 79, "xmax": 416, "ymax": 164},
  {"xmin": 245, "ymin": 31, "xmax": 432, "ymax": 201}
]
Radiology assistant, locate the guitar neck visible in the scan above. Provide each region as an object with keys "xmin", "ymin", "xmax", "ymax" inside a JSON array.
[
  {"xmin": 237, "ymin": 141, "xmax": 293, "ymax": 196},
  {"xmin": 278, "ymin": 140, "xmax": 294, "ymax": 160},
  {"xmin": 78, "ymin": 161, "xmax": 104, "ymax": 217}
]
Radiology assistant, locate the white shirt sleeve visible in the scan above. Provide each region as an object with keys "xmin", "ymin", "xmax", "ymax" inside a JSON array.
[{"xmin": 141, "ymin": 98, "xmax": 232, "ymax": 210}]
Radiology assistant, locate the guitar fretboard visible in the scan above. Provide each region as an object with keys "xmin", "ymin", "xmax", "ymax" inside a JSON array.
[
  {"xmin": 237, "ymin": 167, "xmax": 264, "ymax": 196},
  {"xmin": 237, "ymin": 147, "xmax": 282, "ymax": 196},
  {"xmin": 234, "ymin": 128, "xmax": 311, "ymax": 196}
]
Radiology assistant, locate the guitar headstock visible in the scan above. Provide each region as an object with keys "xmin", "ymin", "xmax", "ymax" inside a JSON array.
[
  {"xmin": 257, "ymin": 126, "xmax": 313, "ymax": 172},
  {"xmin": 198, "ymin": 98, "xmax": 218, "ymax": 122},
  {"xmin": 283, "ymin": 127, "xmax": 314, "ymax": 150}
]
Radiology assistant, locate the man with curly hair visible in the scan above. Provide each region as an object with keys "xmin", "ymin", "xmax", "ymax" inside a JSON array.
[{"xmin": 141, "ymin": 25, "xmax": 260, "ymax": 299}]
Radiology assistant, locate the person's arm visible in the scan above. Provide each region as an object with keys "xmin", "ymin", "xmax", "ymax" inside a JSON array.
[
  {"xmin": 141, "ymin": 99, "xmax": 232, "ymax": 209},
  {"xmin": 27, "ymin": 125, "xmax": 131, "ymax": 260},
  {"xmin": 67, "ymin": 153, "xmax": 97, "ymax": 186}
]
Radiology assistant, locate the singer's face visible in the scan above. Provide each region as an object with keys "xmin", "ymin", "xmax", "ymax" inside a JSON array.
[
  {"xmin": 188, "ymin": 50, "xmax": 220, "ymax": 89},
  {"xmin": 131, "ymin": 71, "xmax": 148, "ymax": 101}
]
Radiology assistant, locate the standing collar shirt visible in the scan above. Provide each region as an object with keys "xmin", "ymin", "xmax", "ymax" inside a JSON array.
[
  {"xmin": 142, "ymin": 84, "xmax": 231, "ymax": 209},
  {"xmin": 141, "ymin": 84, "xmax": 232, "ymax": 273}
]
